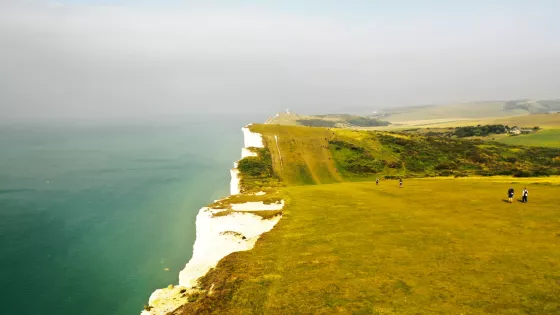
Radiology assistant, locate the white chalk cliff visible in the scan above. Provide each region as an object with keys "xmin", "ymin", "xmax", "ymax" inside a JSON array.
[
  {"xmin": 142, "ymin": 125, "xmax": 282, "ymax": 315},
  {"xmin": 229, "ymin": 125, "xmax": 264, "ymax": 195}
]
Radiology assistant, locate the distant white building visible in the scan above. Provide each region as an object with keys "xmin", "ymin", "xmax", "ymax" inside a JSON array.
[{"xmin": 509, "ymin": 126, "xmax": 521, "ymax": 135}]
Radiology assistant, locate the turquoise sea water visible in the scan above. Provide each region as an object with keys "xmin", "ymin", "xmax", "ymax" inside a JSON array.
[{"xmin": 0, "ymin": 116, "xmax": 253, "ymax": 314}]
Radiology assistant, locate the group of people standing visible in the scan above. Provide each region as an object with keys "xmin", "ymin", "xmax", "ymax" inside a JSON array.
[{"xmin": 507, "ymin": 187, "xmax": 529, "ymax": 203}]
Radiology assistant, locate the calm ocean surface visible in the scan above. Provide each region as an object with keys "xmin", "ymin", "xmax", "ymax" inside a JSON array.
[{"xmin": 0, "ymin": 115, "xmax": 257, "ymax": 314}]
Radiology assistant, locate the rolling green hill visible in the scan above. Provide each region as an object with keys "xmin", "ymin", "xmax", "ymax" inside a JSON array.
[
  {"xmin": 249, "ymin": 124, "xmax": 560, "ymax": 183},
  {"xmin": 381, "ymin": 99, "xmax": 559, "ymax": 123},
  {"xmin": 383, "ymin": 101, "xmax": 526, "ymax": 122},
  {"xmin": 504, "ymin": 99, "xmax": 560, "ymax": 114}
]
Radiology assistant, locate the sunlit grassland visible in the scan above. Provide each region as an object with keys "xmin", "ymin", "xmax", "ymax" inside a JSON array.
[
  {"xmin": 496, "ymin": 130, "xmax": 560, "ymax": 148},
  {"xmin": 251, "ymin": 124, "xmax": 343, "ymax": 185},
  {"xmin": 182, "ymin": 177, "xmax": 560, "ymax": 314}
]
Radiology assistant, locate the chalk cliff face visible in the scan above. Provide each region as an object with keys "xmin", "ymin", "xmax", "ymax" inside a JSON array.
[
  {"xmin": 142, "ymin": 125, "xmax": 283, "ymax": 315},
  {"xmin": 230, "ymin": 124, "xmax": 264, "ymax": 196},
  {"xmin": 242, "ymin": 125, "xmax": 265, "ymax": 148},
  {"xmin": 178, "ymin": 208, "xmax": 281, "ymax": 288},
  {"xmin": 230, "ymin": 164, "xmax": 240, "ymax": 195},
  {"xmin": 241, "ymin": 148, "xmax": 257, "ymax": 158}
]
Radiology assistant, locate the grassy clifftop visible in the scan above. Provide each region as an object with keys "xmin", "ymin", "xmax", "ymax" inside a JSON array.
[
  {"xmin": 179, "ymin": 177, "xmax": 560, "ymax": 315},
  {"xmin": 249, "ymin": 124, "xmax": 560, "ymax": 184},
  {"xmin": 172, "ymin": 124, "xmax": 560, "ymax": 315},
  {"xmin": 250, "ymin": 124, "xmax": 343, "ymax": 186}
]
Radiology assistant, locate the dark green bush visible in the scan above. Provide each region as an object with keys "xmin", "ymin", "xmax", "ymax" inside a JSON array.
[
  {"xmin": 454, "ymin": 124, "xmax": 508, "ymax": 138},
  {"xmin": 297, "ymin": 119, "xmax": 337, "ymax": 127},
  {"xmin": 332, "ymin": 132, "xmax": 560, "ymax": 178},
  {"xmin": 237, "ymin": 147, "xmax": 280, "ymax": 191},
  {"xmin": 435, "ymin": 162, "xmax": 457, "ymax": 170},
  {"xmin": 513, "ymin": 170, "xmax": 533, "ymax": 177},
  {"xmin": 505, "ymin": 157, "xmax": 517, "ymax": 164},
  {"xmin": 237, "ymin": 157, "xmax": 270, "ymax": 177},
  {"xmin": 329, "ymin": 140, "xmax": 385, "ymax": 174},
  {"xmin": 346, "ymin": 116, "xmax": 390, "ymax": 127}
]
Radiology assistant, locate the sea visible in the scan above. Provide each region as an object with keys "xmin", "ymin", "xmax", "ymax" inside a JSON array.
[{"xmin": 0, "ymin": 114, "xmax": 262, "ymax": 314}]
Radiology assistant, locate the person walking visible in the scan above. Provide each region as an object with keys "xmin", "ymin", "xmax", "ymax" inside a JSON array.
[
  {"xmin": 376, "ymin": 178, "xmax": 379, "ymax": 185},
  {"xmin": 522, "ymin": 187, "xmax": 528, "ymax": 203},
  {"xmin": 507, "ymin": 187, "xmax": 514, "ymax": 203},
  {"xmin": 399, "ymin": 178, "xmax": 403, "ymax": 188}
]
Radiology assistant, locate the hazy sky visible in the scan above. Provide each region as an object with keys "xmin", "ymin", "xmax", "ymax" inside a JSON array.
[{"xmin": 1, "ymin": 0, "xmax": 559, "ymax": 120}]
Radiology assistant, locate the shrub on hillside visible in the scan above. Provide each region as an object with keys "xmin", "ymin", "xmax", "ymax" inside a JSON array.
[
  {"xmin": 453, "ymin": 124, "xmax": 508, "ymax": 138},
  {"xmin": 297, "ymin": 119, "xmax": 337, "ymax": 127},
  {"xmin": 438, "ymin": 170, "xmax": 453, "ymax": 176},
  {"xmin": 238, "ymin": 157, "xmax": 270, "ymax": 177},
  {"xmin": 345, "ymin": 116, "xmax": 390, "ymax": 127},
  {"xmin": 329, "ymin": 140, "xmax": 385, "ymax": 174},
  {"xmin": 513, "ymin": 170, "xmax": 533, "ymax": 177},
  {"xmin": 237, "ymin": 147, "xmax": 280, "ymax": 191},
  {"xmin": 435, "ymin": 162, "xmax": 457, "ymax": 170},
  {"xmin": 384, "ymin": 175, "xmax": 400, "ymax": 179},
  {"xmin": 336, "ymin": 132, "xmax": 560, "ymax": 178}
]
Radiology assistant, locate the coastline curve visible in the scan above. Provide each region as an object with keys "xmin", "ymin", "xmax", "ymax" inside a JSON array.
[{"xmin": 142, "ymin": 125, "xmax": 283, "ymax": 315}]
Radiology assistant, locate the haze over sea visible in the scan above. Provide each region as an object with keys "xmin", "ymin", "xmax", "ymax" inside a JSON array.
[{"xmin": 0, "ymin": 114, "xmax": 260, "ymax": 314}]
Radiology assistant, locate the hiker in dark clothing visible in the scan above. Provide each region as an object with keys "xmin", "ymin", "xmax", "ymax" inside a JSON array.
[
  {"xmin": 399, "ymin": 178, "xmax": 403, "ymax": 188},
  {"xmin": 507, "ymin": 187, "xmax": 514, "ymax": 203},
  {"xmin": 376, "ymin": 178, "xmax": 379, "ymax": 185},
  {"xmin": 522, "ymin": 187, "xmax": 528, "ymax": 203}
]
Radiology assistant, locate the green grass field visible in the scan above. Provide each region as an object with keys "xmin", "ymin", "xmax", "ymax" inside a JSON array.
[
  {"xmin": 181, "ymin": 177, "xmax": 560, "ymax": 314},
  {"xmin": 496, "ymin": 130, "xmax": 560, "ymax": 148}
]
